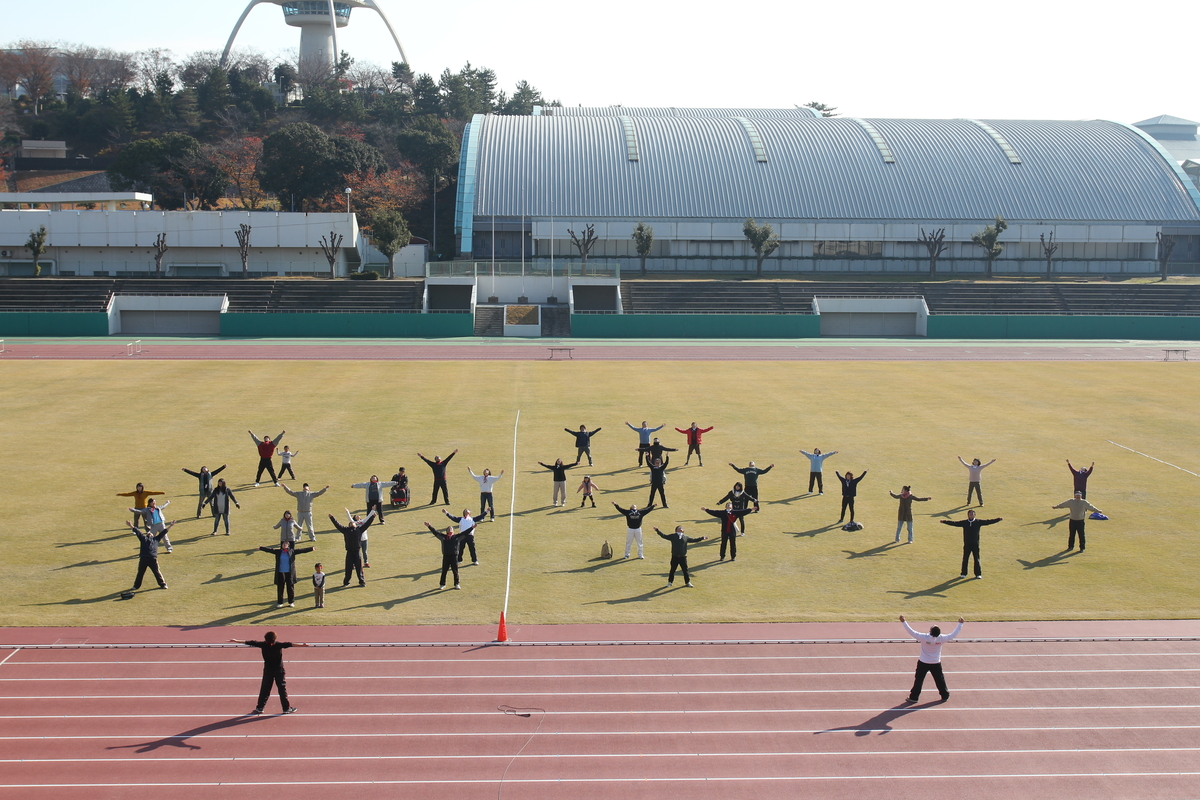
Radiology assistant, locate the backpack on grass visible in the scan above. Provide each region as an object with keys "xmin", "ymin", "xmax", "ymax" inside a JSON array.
[
  {"xmin": 842, "ymin": 521, "xmax": 863, "ymax": 532},
  {"xmin": 600, "ymin": 540, "xmax": 613, "ymax": 559}
]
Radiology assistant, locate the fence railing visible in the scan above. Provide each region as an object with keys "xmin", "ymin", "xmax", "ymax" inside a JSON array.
[{"xmin": 427, "ymin": 260, "xmax": 621, "ymax": 278}]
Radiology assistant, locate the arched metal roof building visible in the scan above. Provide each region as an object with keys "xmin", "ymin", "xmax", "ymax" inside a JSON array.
[{"xmin": 454, "ymin": 110, "xmax": 1200, "ymax": 274}]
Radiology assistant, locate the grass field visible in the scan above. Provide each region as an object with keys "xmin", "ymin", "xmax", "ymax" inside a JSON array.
[{"xmin": 2, "ymin": 357, "xmax": 1198, "ymax": 629}]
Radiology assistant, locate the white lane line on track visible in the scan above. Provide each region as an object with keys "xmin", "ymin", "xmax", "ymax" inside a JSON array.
[
  {"xmin": 4, "ymin": 685, "xmax": 1200, "ymax": 700},
  {"xmin": 5, "ymin": 773, "xmax": 1200, "ymax": 787},
  {"xmin": 0, "ymin": 648, "xmax": 18, "ymax": 666},
  {"xmin": 3, "ymin": 667, "xmax": 1198, "ymax": 681},
  {"xmin": 1107, "ymin": 439, "xmax": 1200, "ymax": 477},
  {"xmin": 5, "ymin": 747, "xmax": 1200, "ymax": 764}
]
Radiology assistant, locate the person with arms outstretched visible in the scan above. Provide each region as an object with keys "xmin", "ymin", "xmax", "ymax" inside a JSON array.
[
  {"xmin": 890, "ymin": 485, "xmax": 931, "ymax": 543},
  {"xmin": 799, "ymin": 448, "xmax": 837, "ymax": 494},
  {"xmin": 957, "ymin": 456, "xmax": 995, "ymax": 507},
  {"xmin": 352, "ymin": 475, "xmax": 396, "ymax": 525},
  {"xmin": 129, "ymin": 498, "xmax": 173, "ymax": 553},
  {"xmin": 655, "ymin": 525, "xmax": 707, "ymax": 587},
  {"xmin": 419, "ymin": 450, "xmax": 458, "ymax": 505},
  {"xmin": 940, "ymin": 510, "xmax": 1002, "ymax": 578},
  {"xmin": 443, "ymin": 507, "xmax": 481, "ymax": 565},
  {"xmin": 565, "ymin": 425, "xmax": 602, "ymax": 467},
  {"xmin": 469, "ymin": 467, "xmax": 503, "ymax": 520},
  {"xmin": 202, "ymin": 478, "xmax": 239, "ymax": 535},
  {"xmin": 702, "ymin": 502, "xmax": 755, "ymax": 562},
  {"xmin": 1067, "ymin": 460, "xmax": 1094, "ymax": 499},
  {"xmin": 537, "ymin": 457, "xmax": 580, "ymax": 507},
  {"xmin": 228, "ymin": 631, "xmax": 309, "ymax": 715},
  {"xmin": 258, "ymin": 539, "xmax": 314, "ymax": 608},
  {"xmin": 675, "ymin": 422, "xmax": 713, "ymax": 466},
  {"xmin": 730, "ymin": 461, "xmax": 773, "ymax": 510},
  {"xmin": 280, "ymin": 482, "xmax": 328, "ymax": 541},
  {"xmin": 117, "ymin": 483, "xmax": 164, "ymax": 530},
  {"xmin": 182, "ymin": 465, "xmax": 226, "ymax": 518},
  {"xmin": 328, "ymin": 510, "xmax": 374, "ymax": 587},
  {"xmin": 647, "ymin": 455, "xmax": 670, "ymax": 508},
  {"xmin": 1053, "ymin": 491, "xmax": 1103, "ymax": 552},
  {"xmin": 577, "ymin": 475, "xmax": 600, "ymax": 508},
  {"xmin": 715, "ymin": 482, "xmax": 755, "ymax": 534},
  {"xmin": 423, "ymin": 522, "xmax": 463, "ymax": 589},
  {"xmin": 127, "ymin": 519, "xmax": 175, "ymax": 590},
  {"xmin": 900, "ymin": 615, "xmax": 965, "ymax": 703},
  {"xmin": 612, "ymin": 502, "xmax": 656, "ymax": 559},
  {"xmin": 249, "ymin": 430, "xmax": 286, "ymax": 486},
  {"xmin": 626, "ymin": 421, "xmax": 665, "ymax": 466},
  {"xmin": 836, "ymin": 469, "xmax": 867, "ymax": 523}
]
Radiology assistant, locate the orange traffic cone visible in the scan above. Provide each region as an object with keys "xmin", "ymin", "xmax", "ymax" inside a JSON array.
[{"xmin": 495, "ymin": 611, "xmax": 509, "ymax": 643}]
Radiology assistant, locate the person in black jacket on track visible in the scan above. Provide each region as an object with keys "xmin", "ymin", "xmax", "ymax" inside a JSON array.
[
  {"xmin": 647, "ymin": 455, "xmax": 671, "ymax": 508},
  {"xmin": 730, "ymin": 461, "xmax": 773, "ymax": 510},
  {"xmin": 565, "ymin": 425, "xmax": 602, "ymax": 467},
  {"xmin": 701, "ymin": 502, "xmax": 755, "ymax": 562},
  {"xmin": 228, "ymin": 631, "xmax": 309, "ymax": 715},
  {"xmin": 258, "ymin": 540, "xmax": 315, "ymax": 608},
  {"xmin": 836, "ymin": 470, "xmax": 867, "ymax": 523},
  {"xmin": 182, "ymin": 464, "xmax": 226, "ymax": 518},
  {"xmin": 424, "ymin": 522, "xmax": 463, "ymax": 589},
  {"xmin": 940, "ymin": 510, "xmax": 1003, "ymax": 579},
  {"xmin": 716, "ymin": 482, "xmax": 756, "ymax": 534},
  {"xmin": 538, "ymin": 458, "xmax": 580, "ymax": 507},
  {"xmin": 328, "ymin": 511, "xmax": 374, "ymax": 587},
  {"xmin": 418, "ymin": 450, "xmax": 458, "ymax": 506},
  {"xmin": 654, "ymin": 525, "xmax": 707, "ymax": 587}
]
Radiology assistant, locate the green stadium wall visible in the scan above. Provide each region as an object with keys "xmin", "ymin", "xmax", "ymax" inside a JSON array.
[
  {"xmin": 571, "ymin": 314, "xmax": 821, "ymax": 338},
  {"xmin": 0, "ymin": 312, "xmax": 109, "ymax": 336},
  {"xmin": 219, "ymin": 313, "xmax": 474, "ymax": 338},
  {"xmin": 926, "ymin": 315, "xmax": 1200, "ymax": 339}
]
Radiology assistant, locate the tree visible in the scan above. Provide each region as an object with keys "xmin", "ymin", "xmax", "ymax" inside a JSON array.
[
  {"xmin": 107, "ymin": 132, "xmax": 225, "ymax": 209},
  {"xmin": 258, "ymin": 122, "xmax": 386, "ymax": 210},
  {"xmin": 411, "ymin": 73, "xmax": 441, "ymax": 116},
  {"xmin": 918, "ymin": 227, "xmax": 948, "ymax": 276},
  {"xmin": 970, "ymin": 216, "xmax": 1008, "ymax": 278},
  {"xmin": 743, "ymin": 218, "xmax": 780, "ymax": 278},
  {"xmin": 196, "ymin": 66, "xmax": 234, "ymax": 120},
  {"xmin": 1156, "ymin": 231, "xmax": 1176, "ymax": 282},
  {"xmin": 1040, "ymin": 232, "xmax": 1059, "ymax": 278},
  {"xmin": 9, "ymin": 41, "xmax": 59, "ymax": 115},
  {"xmin": 60, "ymin": 45, "xmax": 101, "ymax": 99},
  {"xmin": 26, "ymin": 225, "xmax": 48, "ymax": 277},
  {"xmin": 273, "ymin": 62, "xmax": 297, "ymax": 100},
  {"xmin": 207, "ymin": 137, "xmax": 268, "ymax": 209},
  {"xmin": 134, "ymin": 48, "xmax": 176, "ymax": 94},
  {"xmin": 152, "ymin": 232, "xmax": 168, "ymax": 276},
  {"xmin": 395, "ymin": 115, "xmax": 459, "ymax": 180},
  {"xmin": 234, "ymin": 224, "xmax": 252, "ymax": 278},
  {"xmin": 335, "ymin": 166, "xmax": 424, "ymax": 216},
  {"xmin": 632, "ymin": 222, "xmax": 654, "ymax": 277},
  {"xmin": 803, "ymin": 101, "xmax": 839, "ymax": 117},
  {"xmin": 369, "ymin": 209, "xmax": 411, "ymax": 278},
  {"xmin": 568, "ymin": 224, "xmax": 599, "ymax": 267},
  {"xmin": 319, "ymin": 231, "xmax": 344, "ymax": 278}
]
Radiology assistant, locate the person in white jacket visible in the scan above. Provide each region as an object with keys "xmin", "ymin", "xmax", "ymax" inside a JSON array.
[
  {"xmin": 468, "ymin": 467, "xmax": 504, "ymax": 521},
  {"xmin": 900, "ymin": 614, "xmax": 965, "ymax": 703},
  {"xmin": 800, "ymin": 448, "xmax": 838, "ymax": 494},
  {"xmin": 280, "ymin": 482, "xmax": 329, "ymax": 541},
  {"xmin": 352, "ymin": 475, "xmax": 397, "ymax": 525},
  {"xmin": 957, "ymin": 456, "xmax": 996, "ymax": 506}
]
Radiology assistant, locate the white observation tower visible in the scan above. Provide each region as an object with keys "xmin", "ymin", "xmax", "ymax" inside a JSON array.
[{"xmin": 222, "ymin": 0, "xmax": 408, "ymax": 68}]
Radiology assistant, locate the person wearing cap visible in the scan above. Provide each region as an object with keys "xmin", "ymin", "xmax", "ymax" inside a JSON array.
[
  {"xmin": 228, "ymin": 631, "xmax": 309, "ymax": 715},
  {"xmin": 127, "ymin": 519, "xmax": 175, "ymax": 590},
  {"xmin": 1053, "ymin": 490, "xmax": 1103, "ymax": 552}
]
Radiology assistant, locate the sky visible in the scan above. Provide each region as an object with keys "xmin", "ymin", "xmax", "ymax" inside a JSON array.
[{"xmin": 11, "ymin": 0, "xmax": 1197, "ymax": 125}]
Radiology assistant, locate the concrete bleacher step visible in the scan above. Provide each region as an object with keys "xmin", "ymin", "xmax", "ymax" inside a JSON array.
[{"xmin": 474, "ymin": 306, "xmax": 503, "ymax": 336}]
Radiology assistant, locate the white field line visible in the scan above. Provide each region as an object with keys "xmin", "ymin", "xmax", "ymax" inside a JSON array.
[
  {"xmin": 0, "ymin": 648, "xmax": 19, "ymax": 666},
  {"xmin": 502, "ymin": 410, "xmax": 519, "ymax": 621},
  {"xmin": 1108, "ymin": 439, "xmax": 1200, "ymax": 477}
]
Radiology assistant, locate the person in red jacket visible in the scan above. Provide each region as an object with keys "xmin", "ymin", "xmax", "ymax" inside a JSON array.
[
  {"xmin": 675, "ymin": 422, "xmax": 713, "ymax": 466},
  {"xmin": 701, "ymin": 502, "xmax": 755, "ymax": 562},
  {"xmin": 250, "ymin": 430, "xmax": 285, "ymax": 486}
]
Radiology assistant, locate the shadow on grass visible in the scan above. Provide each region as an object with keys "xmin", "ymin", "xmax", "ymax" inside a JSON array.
[
  {"xmin": 843, "ymin": 542, "xmax": 901, "ymax": 560},
  {"xmin": 1017, "ymin": 550, "xmax": 1079, "ymax": 570},
  {"xmin": 56, "ymin": 533, "xmax": 128, "ymax": 547},
  {"xmin": 202, "ymin": 571, "xmax": 260, "ymax": 584},
  {"xmin": 1024, "ymin": 514, "xmax": 1070, "ymax": 529},
  {"xmin": 766, "ymin": 493, "xmax": 818, "ymax": 505},
  {"xmin": 582, "ymin": 585, "xmax": 669, "ymax": 605},
  {"xmin": 930, "ymin": 505, "xmax": 971, "ymax": 519},
  {"xmin": 108, "ymin": 715, "xmax": 267, "ymax": 752},
  {"xmin": 340, "ymin": 586, "xmax": 451, "ymax": 611},
  {"xmin": 376, "ymin": 567, "xmax": 442, "ymax": 583},
  {"xmin": 552, "ymin": 558, "xmax": 630, "ymax": 575},
  {"xmin": 815, "ymin": 700, "xmax": 945, "ymax": 736},
  {"xmin": 886, "ymin": 576, "xmax": 970, "ymax": 600},
  {"xmin": 54, "ymin": 557, "xmax": 133, "ymax": 570},
  {"xmin": 26, "ymin": 588, "xmax": 157, "ymax": 606},
  {"xmin": 786, "ymin": 522, "xmax": 843, "ymax": 539}
]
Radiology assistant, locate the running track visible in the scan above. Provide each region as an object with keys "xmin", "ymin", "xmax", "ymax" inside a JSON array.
[{"xmin": 1, "ymin": 621, "xmax": 1198, "ymax": 800}]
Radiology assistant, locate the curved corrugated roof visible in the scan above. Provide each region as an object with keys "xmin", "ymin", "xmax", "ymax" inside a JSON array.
[
  {"xmin": 536, "ymin": 106, "xmax": 819, "ymax": 118},
  {"xmin": 467, "ymin": 115, "xmax": 1200, "ymax": 223}
]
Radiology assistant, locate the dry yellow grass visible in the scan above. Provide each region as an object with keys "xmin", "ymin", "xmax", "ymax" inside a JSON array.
[{"xmin": 2, "ymin": 358, "xmax": 1197, "ymax": 629}]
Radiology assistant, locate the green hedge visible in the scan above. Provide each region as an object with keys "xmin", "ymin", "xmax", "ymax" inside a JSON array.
[
  {"xmin": 571, "ymin": 314, "xmax": 820, "ymax": 339},
  {"xmin": 220, "ymin": 312, "xmax": 473, "ymax": 338}
]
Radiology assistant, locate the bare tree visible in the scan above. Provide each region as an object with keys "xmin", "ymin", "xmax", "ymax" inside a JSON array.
[
  {"xmin": 567, "ymin": 224, "xmax": 599, "ymax": 267},
  {"xmin": 1040, "ymin": 232, "xmax": 1059, "ymax": 279},
  {"xmin": 743, "ymin": 218, "xmax": 780, "ymax": 278},
  {"xmin": 971, "ymin": 216, "xmax": 1008, "ymax": 278},
  {"xmin": 1156, "ymin": 231, "xmax": 1176, "ymax": 282},
  {"xmin": 9, "ymin": 41, "xmax": 59, "ymax": 114},
  {"xmin": 26, "ymin": 225, "xmax": 48, "ymax": 277},
  {"xmin": 234, "ymin": 224, "xmax": 252, "ymax": 278},
  {"xmin": 134, "ymin": 48, "xmax": 176, "ymax": 93},
  {"xmin": 0, "ymin": 49, "xmax": 18, "ymax": 100},
  {"xmin": 92, "ymin": 48, "xmax": 136, "ymax": 94},
  {"xmin": 59, "ymin": 44, "xmax": 100, "ymax": 98},
  {"xmin": 319, "ymin": 231, "xmax": 344, "ymax": 278},
  {"xmin": 296, "ymin": 54, "xmax": 334, "ymax": 90},
  {"xmin": 152, "ymin": 232, "xmax": 169, "ymax": 276},
  {"xmin": 176, "ymin": 50, "xmax": 222, "ymax": 89},
  {"xmin": 632, "ymin": 222, "xmax": 654, "ymax": 277},
  {"xmin": 918, "ymin": 227, "xmax": 948, "ymax": 276}
]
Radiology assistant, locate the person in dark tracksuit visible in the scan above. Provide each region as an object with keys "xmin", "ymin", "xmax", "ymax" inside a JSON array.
[
  {"xmin": 328, "ymin": 511, "xmax": 374, "ymax": 587},
  {"xmin": 701, "ymin": 503, "xmax": 755, "ymax": 561},
  {"xmin": 716, "ymin": 483, "xmax": 756, "ymax": 534},
  {"xmin": 940, "ymin": 510, "xmax": 1003, "ymax": 578},
  {"xmin": 730, "ymin": 461, "xmax": 773, "ymax": 510},
  {"xmin": 647, "ymin": 438, "xmax": 677, "ymax": 464},
  {"xmin": 655, "ymin": 525, "xmax": 707, "ymax": 587},
  {"xmin": 182, "ymin": 464, "xmax": 226, "ymax": 518},
  {"xmin": 249, "ymin": 430, "xmax": 285, "ymax": 486},
  {"xmin": 424, "ymin": 522, "xmax": 463, "ymax": 589},
  {"xmin": 613, "ymin": 502, "xmax": 656, "ymax": 559},
  {"xmin": 127, "ymin": 519, "xmax": 174, "ymax": 590},
  {"xmin": 419, "ymin": 450, "xmax": 458, "ymax": 505},
  {"xmin": 258, "ymin": 540, "xmax": 315, "ymax": 607},
  {"xmin": 836, "ymin": 470, "xmax": 867, "ymax": 523},
  {"xmin": 442, "ymin": 508, "xmax": 481, "ymax": 565},
  {"xmin": 228, "ymin": 631, "xmax": 309, "ymax": 715},
  {"xmin": 565, "ymin": 425, "xmax": 602, "ymax": 466},
  {"xmin": 647, "ymin": 455, "xmax": 671, "ymax": 507}
]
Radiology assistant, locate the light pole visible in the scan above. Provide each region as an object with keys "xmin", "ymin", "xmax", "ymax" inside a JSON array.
[{"xmin": 344, "ymin": 187, "xmax": 352, "ymax": 214}]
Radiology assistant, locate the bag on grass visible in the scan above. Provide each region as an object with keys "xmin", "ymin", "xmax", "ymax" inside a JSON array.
[
  {"xmin": 1089, "ymin": 512, "xmax": 1108, "ymax": 520},
  {"xmin": 600, "ymin": 540, "xmax": 613, "ymax": 559},
  {"xmin": 842, "ymin": 521, "xmax": 863, "ymax": 532}
]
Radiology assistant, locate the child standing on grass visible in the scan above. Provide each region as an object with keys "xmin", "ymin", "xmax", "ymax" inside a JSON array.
[
  {"xmin": 577, "ymin": 476, "xmax": 600, "ymax": 507},
  {"xmin": 312, "ymin": 563, "xmax": 325, "ymax": 608},
  {"xmin": 279, "ymin": 446, "xmax": 298, "ymax": 480}
]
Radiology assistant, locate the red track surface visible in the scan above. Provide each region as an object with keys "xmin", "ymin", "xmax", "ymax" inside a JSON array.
[
  {"xmin": 2, "ymin": 621, "xmax": 1198, "ymax": 800},
  {"xmin": 0, "ymin": 341, "xmax": 1191, "ymax": 360}
]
